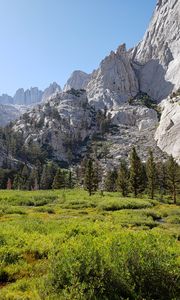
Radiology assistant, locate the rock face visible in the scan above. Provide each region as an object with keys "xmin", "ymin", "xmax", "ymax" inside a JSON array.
[
  {"xmin": 132, "ymin": 0, "xmax": 180, "ymax": 101},
  {"xmin": 63, "ymin": 71, "xmax": 91, "ymax": 92},
  {"xmin": 13, "ymin": 87, "xmax": 43, "ymax": 105},
  {"xmin": 42, "ymin": 82, "xmax": 61, "ymax": 102},
  {"xmin": 0, "ymin": 94, "xmax": 13, "ymax": 105},
  {"xmin": 0, "ymin": 82, "xmax": 62, "ymax": 106},
  {"xmin": 0, "ymin": 104, "xmax": 21, "ymax": 126},
  {"xmin": 87, "ymin": 44, "xmax": 139, "ymax": 109},
  {"xmin": 13, "ymin": 90, "xmax": 97, "ymax": 163},
  {"xmin": 155, "ymin": 95, "xmax": 180, "ymax": 164}
]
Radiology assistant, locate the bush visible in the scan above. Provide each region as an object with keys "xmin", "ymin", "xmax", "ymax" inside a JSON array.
[
  {"xmin": 45, "ymin": 236, "xmax": 133, "ymax": 300},
  {"xmin": 44, "ymin": 233, "xmax": 180, "ymax": 300}
]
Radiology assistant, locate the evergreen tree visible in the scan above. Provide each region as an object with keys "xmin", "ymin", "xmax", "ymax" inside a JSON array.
[
  {"xmin": 13, "ymin": 174, "xmax": 23, "ymax": 190},
  {"xmin": 116, "ymin": 160, "xmax": 129, "ymax": 197},
  {"xmin": 129, "ymin": 147, "xmax": 143, "ymax": 197},
  {"xmin": 166, "ymin": 156, "xmax": 180, "ymax": 204},
  {"xmin": 52, "ymin": 168, "xmax": 65, "ymax": 189},
  {"xmin": 157, "ymin": 161, "xmax": 167, "ymax": 200},
  {"xmin": 67, "ymin": 170, "xmax": 74, "ymax": 189},
  {"xmin": 21, "ymin": 165, "xmax": 30, "ymax": 190},
  {"xmin": 146, "ymin": 150, "xmax": 156, "ymax": 199},
  {"xmin": 84, "ymin": 158, "xmax": 98, "ymax": 196},
  {"xmin": 40, "ymin": 163, "xmax": 57, "ymax": 190},
  {"xmin": 104, "ymin": 168, "xmax": 118, "ymax": 192},
  {"xmin": 30, "ymin": 168, "xmax": 39, "ymax": 190}
]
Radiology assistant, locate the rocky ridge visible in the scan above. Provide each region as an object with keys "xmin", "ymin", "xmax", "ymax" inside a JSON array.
[{"xmin": 1, "ymin": 0, "xmax": 180, "ymax": 166}]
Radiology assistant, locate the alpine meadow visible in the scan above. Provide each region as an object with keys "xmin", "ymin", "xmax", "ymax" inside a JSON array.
[{"xmin": 0, "ymin": 0, "xmax": 180, "ymax": 299}]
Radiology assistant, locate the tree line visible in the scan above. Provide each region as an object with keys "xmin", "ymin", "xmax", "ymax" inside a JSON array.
[
  {"xmin": 0, "ymin": 147, "xmax": 180, "ymax": 203},
  {"xmin": 84, "ymin": 147, "xmax": 180, "ymax": 204}
]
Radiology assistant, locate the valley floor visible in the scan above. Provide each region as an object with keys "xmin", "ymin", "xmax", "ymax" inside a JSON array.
[{"xmin": 0, "ymin": 189, "xmax": 180, "ymax": 299}]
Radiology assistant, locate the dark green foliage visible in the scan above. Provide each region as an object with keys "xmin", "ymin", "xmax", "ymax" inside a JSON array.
[
  {"xmin": 146, "ymin": 150, "xmax": 156, "ymax": 199},
  {"xmin": 52, "ymin": 168, "xmax": 65, "ymax": 189},
  {"xmin": 84, "ymin": 158, "xmax": 99, "ymax": 196},
  {"xmin": 157, "ymin": 161, "xmax": 167, "ymax": 200},
  {"xmin": 40, "ymin": 162, "xmax": 57, "ymax": 190},
  {"xmin": 166, "ymin": 156, "xmax": 180, "ymax": 204},
  {"xmin": 104, "ymin": 168, "xmax": 118, "ymax": 192},
  {"xmin": 129, "ymin": 147, "xmax": 143, "ymax": 197},
  {"xmin": 116, "ymin": 160, "xmax": 129, "ymax": 197}
]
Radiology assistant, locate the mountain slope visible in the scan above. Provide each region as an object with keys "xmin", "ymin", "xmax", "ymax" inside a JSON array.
[{"xmin": 132, "ymin": 0, "xmax": 180, "ymax": 101}]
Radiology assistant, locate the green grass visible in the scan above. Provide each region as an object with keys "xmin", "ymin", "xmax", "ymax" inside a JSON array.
[{"xmin": 0, "ymin": 189, "xmax": 180, "ymax": 299}]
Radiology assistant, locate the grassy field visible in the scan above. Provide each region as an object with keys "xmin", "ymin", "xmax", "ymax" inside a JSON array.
[{"xmin": 0, "ymin": 189, "xmax": 180, "ymax": 299}]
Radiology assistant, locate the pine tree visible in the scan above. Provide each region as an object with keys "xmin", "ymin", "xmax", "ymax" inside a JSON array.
[
  {"xmin": 40, "ymin": 163, "xmax": 57, "ymax": 190},
  {"xmin": 84, "ymin": 158, "xmax": 98, "ymax": 196},
  {"xmin": 52, "ymin": 168, "xmax": 65, "ymax": 189},
  {"xmin": 146, "ymin": 150, "xmax": 156, "ymax": 199},
  {"xmin": 21, "ymin": 165, "xmax": 30, "ymax": 190},
  {"xmin": 13, "ymin": 174, "xmax": 23, "ymax": 190},
  {"xmin": 129, "ymin": 147, "xmax": 143, "ymax": 197},
  {"xmin": 116, "ymin": 160, "xmax": 129, "ymax": 197},
  {"xmin": 104, "ymin": 168, "xmax": 118, "ymax": 192},
  {"xmin": 157, "ymin": 161, "xmax": 167, "ymax": 200},
  {"xmin": 166, "ymin": 156, "xmax": 180, "ymax": 204}
]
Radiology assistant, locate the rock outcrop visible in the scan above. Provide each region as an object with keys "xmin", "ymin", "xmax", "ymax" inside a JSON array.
[
  {"xmin": 63, "ymin": 71, "xmax": 91, "ymax": 92},
  {"xmin": 132, "ymin": 0, "xmax": 180, "ymax": 101},
  {"xmin": 13, "ymin": 87, "xmax": 43, "ymax": 105},
  {"xmin": 155, "ymin": 95, "xmax": 180, "ymax": 164},
  {"xmin": 0, "ymin": 82, "xmax": 62, "ymax": 106},
  {"xmin": 87, "ymin": 44, "xmax": 139, "ymax": 109},
  {"xmin": 0, "ymin": 94, "xmax": 13, "ymax": 105},
  {"xmin": 0, "ymin": 104, "xmax": 21, "ymax": 126},
  {"xmin": 13, "ymin": 90, "xmax": 96, "ymax": 163},
  {"xmin": 42, "ymin": 82, "xmax": 61, "ymax": 102}
]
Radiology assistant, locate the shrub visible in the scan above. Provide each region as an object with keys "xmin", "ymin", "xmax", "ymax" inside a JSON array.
[{"xmin": 44, "ymin": 233, "xmax": 180, "ymax": 300}]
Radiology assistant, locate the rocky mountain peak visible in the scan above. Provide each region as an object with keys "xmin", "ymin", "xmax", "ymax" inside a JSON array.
[
  {"xmin": 132, "ymin": 0, "xmax": 180, "ymax": 101},
  {"xmin": 42, "ymin": 82, "xmax": 61, "ymax": 102},
  {"xmin": 87, "ymin": 43, "xmax": 139, "ymax": 109},
  {"xmin": 63, "ymin": 70, "xmax": 91, "ymax": 92},
  {"xmin": 115, "ymin": 43, "xmax": 127, "ymax": 56}
]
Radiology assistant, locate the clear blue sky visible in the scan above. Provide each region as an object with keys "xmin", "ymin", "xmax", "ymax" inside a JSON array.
[{"xmin": 0, "ymin": 0, "xmax": 156, "ymax": 95}]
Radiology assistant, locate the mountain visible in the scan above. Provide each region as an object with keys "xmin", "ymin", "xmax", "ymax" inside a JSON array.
[
  {"xmin": 0, "ymin": 82, "xmax": 61, "ymax": 106},
  {"xmin": 42, "ymin": 82, "xmax": 61, "ymax": 102},
  {"xmin": 132, "ymin": 0, "xmax": 180, "ymax": 101},
  {"xmin": 0, "ymin": 104, "xmax": 21, "ymax": 127},
  {"xmin": 63, "ymin": 71, "xmax": 91, "ymax": 92},
  {"xmin": 87, "ymin": 44, "xmax": 139, "ymax": 109},
  {"xmin": 131, "ymin": 0, "xmax": 180, "ymax": 163},
  {"xmin": 0, "ymin": 0, "xmax": 179, "ymax": 168},
  {"xmin": 13, "ymin": 87, "xmax": 43, "ymax": 105},
  {"xmin": 0, "ymin": 82, "xmax": 62, "ymax": 126}
]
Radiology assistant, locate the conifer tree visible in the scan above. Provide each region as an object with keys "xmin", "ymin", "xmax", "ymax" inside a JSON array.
[
  {"xmin": 166, "ymin": 156, "xmax": 180, "ymax": 204},
  {"xmin": 13, "ymin": 174, "xmax": 23, "ymax": 190},
  {"xmin": 146, "ymin": 150, "xmax": 156, "ymax": 199},
  {"xmin": 84, "ymin": 158, "xmax": 98, "ymax": 196},
  {"xmin": 52, "ymin": 168, "xmax": 65, "ymax": 189},
  {"xmin": 40, "ymin": 163, "xmax": 57, "ymax": 190},
  {"xmin": 129, "ymin": 147, "xmax": 143, "ymax": 197},
  {"xmin": 116, "ymin": 160, "xmax": 129, "ymax": 197},
  {"xmin": 104, "ymin": 168, "xmax": 118, "ymax": 192},
  {"xmin": 157, "ymin": 161, "xmax": 167, "ymax": 200},
  {"xmin": 21, "ymin": 165, "xmax": 30, "ymax": 190}
]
